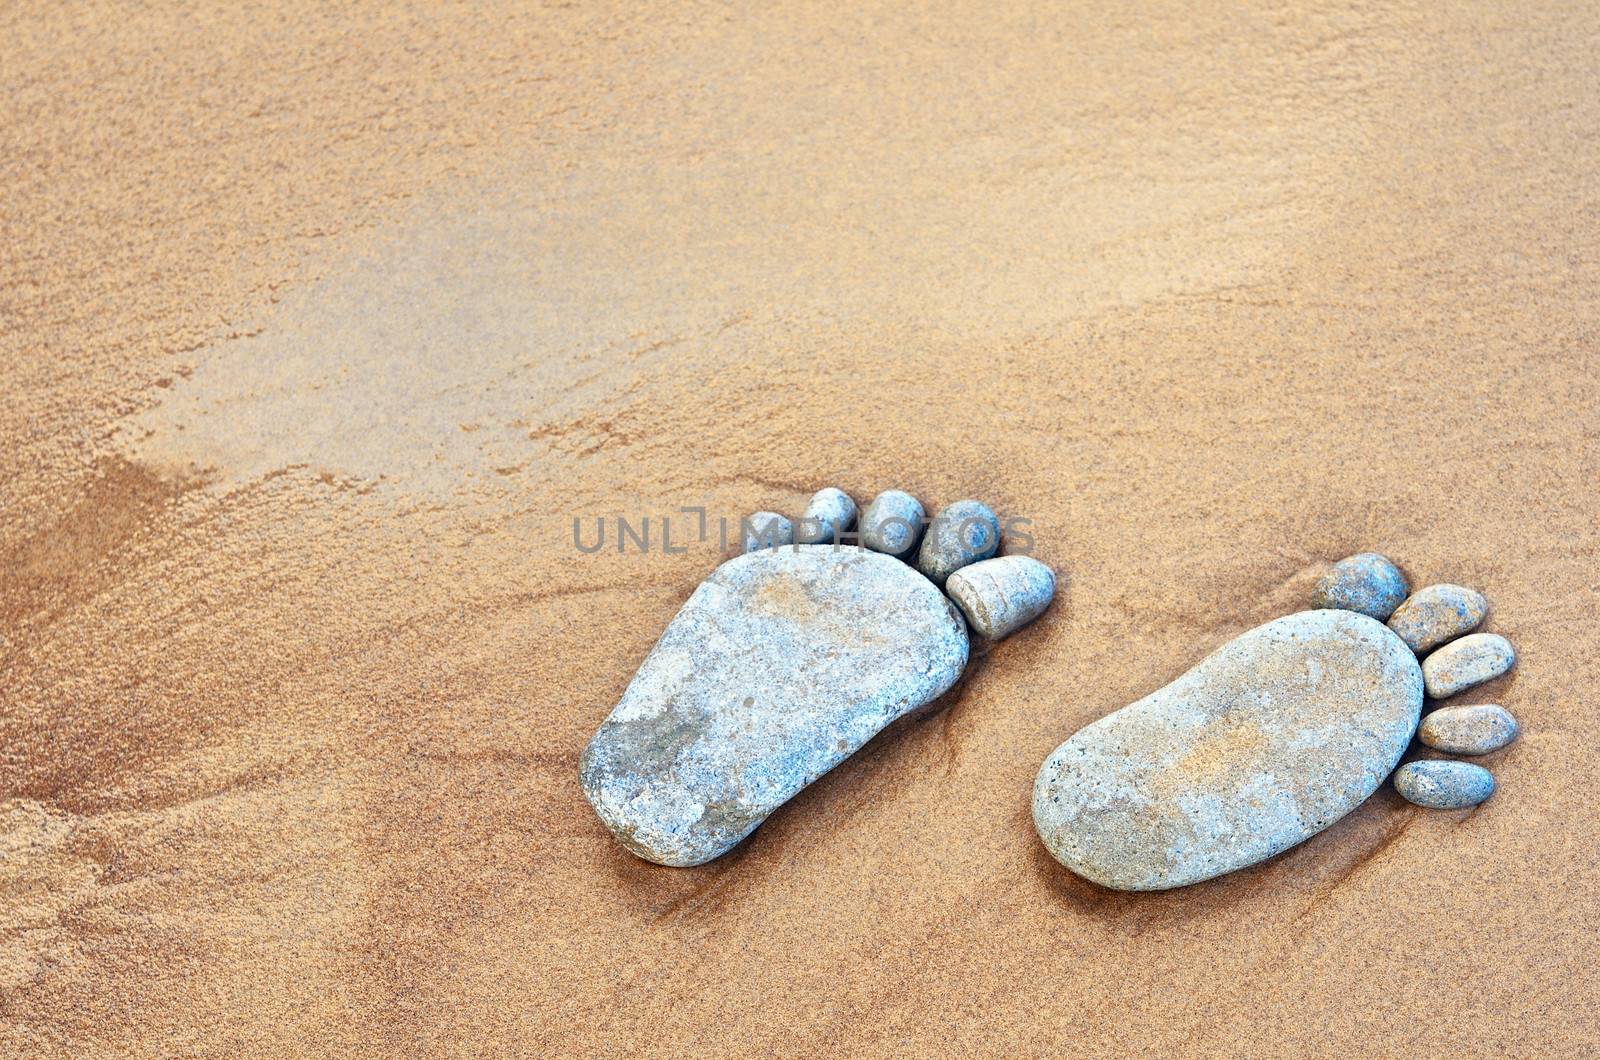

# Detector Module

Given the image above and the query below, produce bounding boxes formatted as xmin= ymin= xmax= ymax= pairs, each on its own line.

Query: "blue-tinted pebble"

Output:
xmin=1312 ymin=552 xmax=1409 ymax=620
xmin=859 ymin=490 xmax=926 ymax=558
xmin=1394 ymin=760 xmax=1495 ymax=809
xmin=915 ymin=500 xmax=1000 ymax=586
xmin=741 ymin=512 xmax=794 ymax=553
xmin=796 ymin=487 xmax=857 ymax=544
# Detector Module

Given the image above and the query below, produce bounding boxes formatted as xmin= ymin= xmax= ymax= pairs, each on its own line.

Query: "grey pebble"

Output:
xmin=796 ymin=487 xmax=857 ymax=544
xmin=1418 ymin=704 xmax=1519 ymax=755
xmin=859 ymin=490 xmax=926 ymax=558
xmin=1422 ymin=632 xmax=1515 ymax=698
xmin=741 ymin=511 xmax=794 ymax=553
xmin=945 ymin=556 xmax=1055 ymax=640
xmin=1386 ymin=583 xmax=1488 ymax=653
xmin=1312 ymin=552 xmax=1409 ymax=620
xmin=915 ymin=500 xmax=1000 ymax=587
xmin=1033 ymin=609 xmax=1422 ymax=891
xmin=1394 ymin=760 xmax=1495 ymax=809
xmin=580 ymin=545 xmax=968 ymax=866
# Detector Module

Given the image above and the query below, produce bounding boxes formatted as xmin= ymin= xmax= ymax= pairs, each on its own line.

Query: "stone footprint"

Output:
xmin=581 ymin=488 xmax=1055 ymax=866
xmin=1032 ymin=553 xmax=1517 ymax=891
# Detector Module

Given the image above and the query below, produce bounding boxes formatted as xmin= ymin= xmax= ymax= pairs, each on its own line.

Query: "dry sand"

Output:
xmin=3 ymin=2 xmax=1598 ymax=1055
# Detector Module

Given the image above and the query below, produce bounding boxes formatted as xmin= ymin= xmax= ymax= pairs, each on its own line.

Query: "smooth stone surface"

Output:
xmin=796 ymin=487 xmax=857 ymax=544
xmin=915 ymin=499 xmax=1000 ymax=586
xmin=1422 ymin=632 xmax=1515 ymax=698
xmin=581 ymin=545 xmax=968 ymax=866
xmin=1312 ymin=552 xmax=1409 ymax=620
xmin=1387 ymin=583 xmax=1488 ymax=653
xmin=945 ymin=556 xmax=1055 ymax=639
xmin=1419 ymin=704 xmax=1519 ymax=755
xmin=859 ymin=489 xmax=926 ymax=558
xmin=1033 ymin=609 xmax=1422 ymax=891
xmin=741 ymin=511 xmax=794 ymax=553
xmin=1394 ymin=760 xmax=1495 ymax=809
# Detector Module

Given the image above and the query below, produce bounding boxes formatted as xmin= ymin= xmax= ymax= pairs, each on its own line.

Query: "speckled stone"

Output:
xmin=741 ymin=511 xmax=794 ymax=553
xmin=796 ymin=487 xmax=857 ymax=544
xmin=1033 ymin=609 xmax=1422 ymax=891
xmin=945 ymin=556 xmax=1055 ymax=639
xmin=1419 ymin=704 xmax=1519 ymax=755
xmin=1394 ymin=760 xmax=1495 ymax=809
xmin=1422 ymin=632 xmax=1515 ymax=698
xmin=1311 ymin=552 xmax=1409 ymax=620
xmin=1386 ymin=583 xmax=1488 ymax=653
xmin=859 ymin=490 xmax=926 ymax=558
xmin=580 ymin=545 xmax=968 ymax=866
xmin=915 ymin=500 xmax=1000 ymax=586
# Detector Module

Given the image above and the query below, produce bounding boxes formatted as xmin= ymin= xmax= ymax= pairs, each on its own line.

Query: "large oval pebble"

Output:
xmin=1386 ymin=584 xmax=1487 ymax=653
xmin=581 ymin=545 xmax=968 ymax=866
xmin=1033 ymin=609 xmax=1422 ymax=891
xmin=1418 ymin=704 xmax=1519 ymax=755
xmin=1312 ymin=552 xmax=1408 ymax=620
xmin=1394 ymin=760 xmax=1495 ymax=809
xmin=1421 ymin=632 xmax=1515 ymax=698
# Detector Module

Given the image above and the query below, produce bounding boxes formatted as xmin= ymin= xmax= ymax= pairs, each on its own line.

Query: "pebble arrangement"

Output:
xmin=583 ymin=508 xmax=1517 ymax=877
xmin=581 ymin=486 xmax=1055 ymax=865
xmin=1320 ymin=551 xmax=1520 ymax=806
xmin=1034 ymin=549 xmax=1520 ymax=890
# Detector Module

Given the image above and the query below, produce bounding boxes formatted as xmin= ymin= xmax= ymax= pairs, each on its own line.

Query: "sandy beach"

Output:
xmin=3 ymin=2 xmax=1598 ymax=1055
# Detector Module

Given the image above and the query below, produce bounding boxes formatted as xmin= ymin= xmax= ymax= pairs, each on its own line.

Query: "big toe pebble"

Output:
xmin=860 ymin=490 xmax=926 ymax=558
xmin=1312 ymin=552 xmax=1409 ymax=620
xmin=1422 ymin=632 xmax=1515 ymax=698
xmin=1394 ymin=760 xmax=1495 ymax=809
xmin=945 ymin=556 xmax=1055 ymax=639
xmin=1033 ymin=609 xmax=1422 ymax=891
xmin=916 ymin=500 xmax=1000 ymax=586
xmin=1386 ymin=584 xmax=1488 ymax=653
xmin=1418 ymin=704 xmax=1519 ymax=755
xmin=580 ymin=545 xmax=968 ymax=866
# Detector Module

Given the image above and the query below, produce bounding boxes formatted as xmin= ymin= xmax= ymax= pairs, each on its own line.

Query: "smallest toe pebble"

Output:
xmin=1312 ymin=552 xmax=1409 ymax=620
xmin=1422 ymin=632 xmax=1515 ymax=698
xmin=946 ymin=556 xmax=1055 ymax=639
xmin=1419 ymin=704 xmax=1519 ymax=755
xmin=741 ymin=512 xmax=794 ymax=553
xmin=860 ymin=490 xmax=926 ymax=558
xmin=916 ymin=500 xmax=1001 ymax=586
xmin=1386 ymin=583 xmax=1488 ymax=653
xmin=1394 ymin=760 xmax=1495 ymax=809
xmin=797 ymin=488 xmax=857 ymax=544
